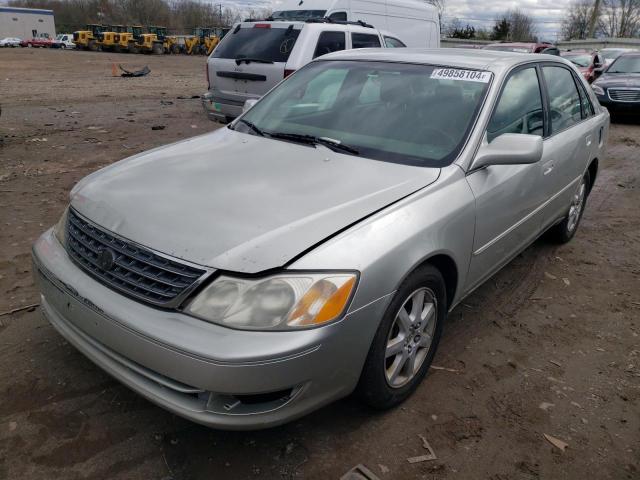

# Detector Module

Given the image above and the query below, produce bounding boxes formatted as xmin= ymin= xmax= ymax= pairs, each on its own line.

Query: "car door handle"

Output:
xmin=585 ymin=135 xmax=593 ymax=147
xmin=542 ymin=161 xmax=554 ymax=176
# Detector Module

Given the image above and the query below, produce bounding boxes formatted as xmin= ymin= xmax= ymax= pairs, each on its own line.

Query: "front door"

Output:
xmin=464 ymin=65 xmax=549 ymax=292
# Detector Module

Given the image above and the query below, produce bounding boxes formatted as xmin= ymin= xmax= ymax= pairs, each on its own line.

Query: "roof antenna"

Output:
xmin=298 ymin=0 xmax=304 ymax=5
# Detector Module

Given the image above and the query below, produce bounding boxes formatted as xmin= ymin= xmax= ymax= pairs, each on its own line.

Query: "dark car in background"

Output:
xmin=561 ymin=50 xmax=604 ymax=83
xmin=483 ymin=42 xmax=559 ymax=55
xmin=592 ymin=52 xmax=640 ymax=114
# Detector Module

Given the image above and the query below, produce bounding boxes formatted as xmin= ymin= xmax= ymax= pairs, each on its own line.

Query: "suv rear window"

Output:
xmin=213 ymin=26 xmax=301 ymax=63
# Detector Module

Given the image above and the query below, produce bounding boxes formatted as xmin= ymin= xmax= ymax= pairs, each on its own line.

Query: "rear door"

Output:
xmin=208 ymin=23 xmax=302 ymax=102
xmin=538 ymin=64 xmax=593 ymax=228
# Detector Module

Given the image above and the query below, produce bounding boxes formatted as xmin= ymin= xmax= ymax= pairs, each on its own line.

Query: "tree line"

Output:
xmin=444 ymin=0 xmax=639 ymax=42
xmin=7 ymin=0 xmax=272 ymax=34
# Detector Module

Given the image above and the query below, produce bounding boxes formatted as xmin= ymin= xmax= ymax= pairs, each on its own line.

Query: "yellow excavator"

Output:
xmin=149 ymin=26 xmax=180 ymax=54
xmin=184 ymin=28 xmax=220 ymax=55
xmin=96 ymin=25 xmax=125 ymax=51
xmin=127 ymin=26 xmax=164 ymax=54
xmin=73 ymin=24 xmax=103 ymax=51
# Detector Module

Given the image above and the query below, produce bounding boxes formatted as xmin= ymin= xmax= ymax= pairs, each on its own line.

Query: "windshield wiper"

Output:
xmin=235 ymin=57 xmax=274 ymax=65
xmin=235 ymin=118 xmax=265 ymax=137
xmin=269 ymin=132 xmax=359 ymax=155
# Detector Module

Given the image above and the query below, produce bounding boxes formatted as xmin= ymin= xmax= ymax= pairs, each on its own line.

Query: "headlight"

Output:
xmin=592 ymin=84 xmax=605 ymax=96
xmin=53 ymin=207 xmax=69 ymax=246
xmin=186 ymin=272 xmax=358 ymax=330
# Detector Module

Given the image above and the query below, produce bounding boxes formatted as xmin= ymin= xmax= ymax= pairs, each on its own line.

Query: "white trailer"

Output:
xmin=271 ymin=0 xmax=440 ymax=48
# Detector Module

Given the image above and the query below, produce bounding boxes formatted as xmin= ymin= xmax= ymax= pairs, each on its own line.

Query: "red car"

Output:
xmin=560 ymin=50 xmax=604 ymax=83
xmin=483 ymin=42 xmax=560 ymax=55
xmin=20 ymin=37 xmax=53 ymax=48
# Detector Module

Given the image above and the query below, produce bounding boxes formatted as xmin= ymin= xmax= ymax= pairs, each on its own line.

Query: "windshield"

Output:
xmin=237 ymin=60 xmax=492 ymax=167
xmin=602 ymin=49 xmax=626 ymax=60
xmin=562 ymin=53 xmax=591 ymax=67
xmin=272 ymin=10 xmax=326 ymax=20
xmin=607 ymin=55 xmax=640 ymax=73
xmin=213 ymin=25 xmax=301 ymax=63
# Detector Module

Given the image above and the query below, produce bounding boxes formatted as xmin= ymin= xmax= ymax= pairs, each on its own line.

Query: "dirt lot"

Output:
xmin=0 ymin=48 xmax=639 ymax=480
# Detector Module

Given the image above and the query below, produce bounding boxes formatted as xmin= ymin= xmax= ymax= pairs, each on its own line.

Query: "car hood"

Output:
xmin=70 ymin=128 xmax=440 ymax=273
xmin=595 ymin=73 xmax=640 ymax=88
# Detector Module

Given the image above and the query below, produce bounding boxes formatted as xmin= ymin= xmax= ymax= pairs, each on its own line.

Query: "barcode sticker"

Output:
xmin=431 ymin=68 xmax=491 ymax=83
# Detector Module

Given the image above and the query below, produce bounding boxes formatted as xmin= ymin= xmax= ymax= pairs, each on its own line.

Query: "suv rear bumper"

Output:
xmin=32 ymin=229 xmax=389 ymax=430
xmin=202 ymin=91 xmax=244 ymax=122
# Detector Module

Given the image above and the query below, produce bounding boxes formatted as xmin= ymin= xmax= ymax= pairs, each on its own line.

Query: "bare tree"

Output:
xmin=598 ymin=0 xmax=640 ymax=37
xmin=561 ymin=0 xmax=595 ymax=39
xmin=508 ymin=9 xmax=537 ymax=42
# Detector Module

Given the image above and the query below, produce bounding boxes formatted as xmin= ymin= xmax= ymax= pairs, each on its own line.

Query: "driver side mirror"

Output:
xmin=243 ymin=98 xmax=258 ymax=113
xmin=472 ymin=134 xmax=543 ymax=171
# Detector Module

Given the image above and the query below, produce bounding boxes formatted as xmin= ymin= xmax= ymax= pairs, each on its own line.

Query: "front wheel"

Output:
xmin=549 ymin=171 xmax=590 ymax=243
xmin=357 ymin=265 xmax=446 ymax=409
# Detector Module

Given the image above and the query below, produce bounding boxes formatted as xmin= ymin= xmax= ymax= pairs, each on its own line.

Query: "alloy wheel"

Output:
xmin=385 ymin=287 xmax=437 ymax=388
xmin=567 ymin=178 xmax=587 ymax=233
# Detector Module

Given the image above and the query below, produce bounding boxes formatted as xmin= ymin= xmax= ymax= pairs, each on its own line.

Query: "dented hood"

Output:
xmin=71 ymin=128 xmax=440 ymax=273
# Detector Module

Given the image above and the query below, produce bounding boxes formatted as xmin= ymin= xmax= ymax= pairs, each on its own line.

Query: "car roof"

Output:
xmin=238 ymin=20 xmax=379 ymax=33
xmin=316 ymin=48 xmax=567 ymax=72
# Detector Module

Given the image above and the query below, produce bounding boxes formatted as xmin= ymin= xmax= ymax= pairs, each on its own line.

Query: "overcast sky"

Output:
xmin=227 ymin=0 xmax=570 ymax=40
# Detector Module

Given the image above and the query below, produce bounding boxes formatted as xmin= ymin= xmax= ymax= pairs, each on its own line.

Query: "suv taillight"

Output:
xmin=206 ymin=62 xmax=210 ymax=90
xmin=284 ymin=69 xmax=295 ymax=78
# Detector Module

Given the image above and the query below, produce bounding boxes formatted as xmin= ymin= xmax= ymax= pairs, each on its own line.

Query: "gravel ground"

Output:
xmin=0 ymin=48 xmax=638 ymax=480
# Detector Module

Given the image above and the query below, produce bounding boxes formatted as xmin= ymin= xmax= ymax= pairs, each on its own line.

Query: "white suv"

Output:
xmin=202 ymin=20 xmax=402 ymax=122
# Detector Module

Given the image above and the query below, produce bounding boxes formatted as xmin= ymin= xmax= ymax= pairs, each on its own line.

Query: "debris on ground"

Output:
xmin=539 ymin=402 xmax=555 ymax=411
xmin=0 ymin=303 xmax=39 ymax=317
xmin=543 ymin=433 xmax=569 ymax=452
xmin=407 ymin=434 xmax=438 ymax=463
xmin=378 ymin=464 xmax=389 ymax=474
xmin=430 ymin=365 xmax=460 ymax=373
xmin=340 ymin=464 xmax=380 ymax=480
xmin=151 ymin=125 xmax=166 ymax=131
xmin=119 ymin=65 xmax=151 ymax=77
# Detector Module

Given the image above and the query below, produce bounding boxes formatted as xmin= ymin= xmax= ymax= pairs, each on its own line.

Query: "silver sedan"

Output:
xmin=32 ymin=49 xmax=609 ymax=429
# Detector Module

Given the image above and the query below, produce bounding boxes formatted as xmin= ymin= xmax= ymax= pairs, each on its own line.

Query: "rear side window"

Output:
xmin=543 ymin=66 xmax=582 ymax=134
xmin=352 ymin=33 xmax=381 ymax=49
xmin=213 ymin=26 xmax=301 ymax=63
xmin=575 ymin=76 xmax=595 ymax=118
xmin=384 ymin=36 xmax=406 ymax=48
xmin=487 ymin=67 xmax=544 ymax=143
xmin=328 ymin=11 xmax=347 ymax=21
xmin=313 ymin=31 xmax=346 ymax=59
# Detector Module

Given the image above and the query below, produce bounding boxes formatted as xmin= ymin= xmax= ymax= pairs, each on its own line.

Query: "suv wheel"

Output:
xmin=357 ymin=265 xmax=446 ymax=409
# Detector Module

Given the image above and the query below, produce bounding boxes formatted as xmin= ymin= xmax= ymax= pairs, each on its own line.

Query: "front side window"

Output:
xmin=213 ymin=26 xmax=301 ymax=63
xmin=384 ymin=36 xmax=406 ymax=48
xmin=313 ymin=31 xmax=346 ymax=59
xmin=237 ymin=61 xmax=492 ymax=167
xmin=487 ymin=67 xmax=544 ymax=143
xmin=543 ymin=66 xmax=582 ymax=134
xmin=351 ymin=33 xmax=381 ymax=49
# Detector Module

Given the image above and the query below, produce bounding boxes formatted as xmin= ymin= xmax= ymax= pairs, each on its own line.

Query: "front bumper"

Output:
xmin=32 ymin=229 xmax=389 ymax=429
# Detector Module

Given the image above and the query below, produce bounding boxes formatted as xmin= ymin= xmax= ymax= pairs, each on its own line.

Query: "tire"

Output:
xmin=88 ymin=40 xmax=98 ymax=52
xmin=128 ymin=42 xmax=139 ymax=54
xmin=357 ymin=264 xmax=446 ymax=409
xmin=170 ymin=44 xmax=180 ymax=54
xmin=152 ymin=42 xmax=163 ymax=55
xmin=549 ymin=171 xmax=590 ymax=244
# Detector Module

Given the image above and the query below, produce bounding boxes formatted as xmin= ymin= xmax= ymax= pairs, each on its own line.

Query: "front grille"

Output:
xmin=66 ymin=209 xmax=207 ymax=306
xmin=608 ymin=88 xmax=640 ymax=103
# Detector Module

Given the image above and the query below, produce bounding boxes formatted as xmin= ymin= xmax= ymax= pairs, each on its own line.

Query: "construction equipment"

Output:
xmin=73 ymin=24 xmax=103 ymax=51
xmin=127 ymin=26 xmax=165 ymax=54
xmin=114 ymin=25 xmax=138 ymax=53
xmin=149 ymin=26 xmax=181 ymax=54
xmin=96 ymin=25 xmax=125 ymax=51
xmin=184 ymin=28 xmax=221 ymax=55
